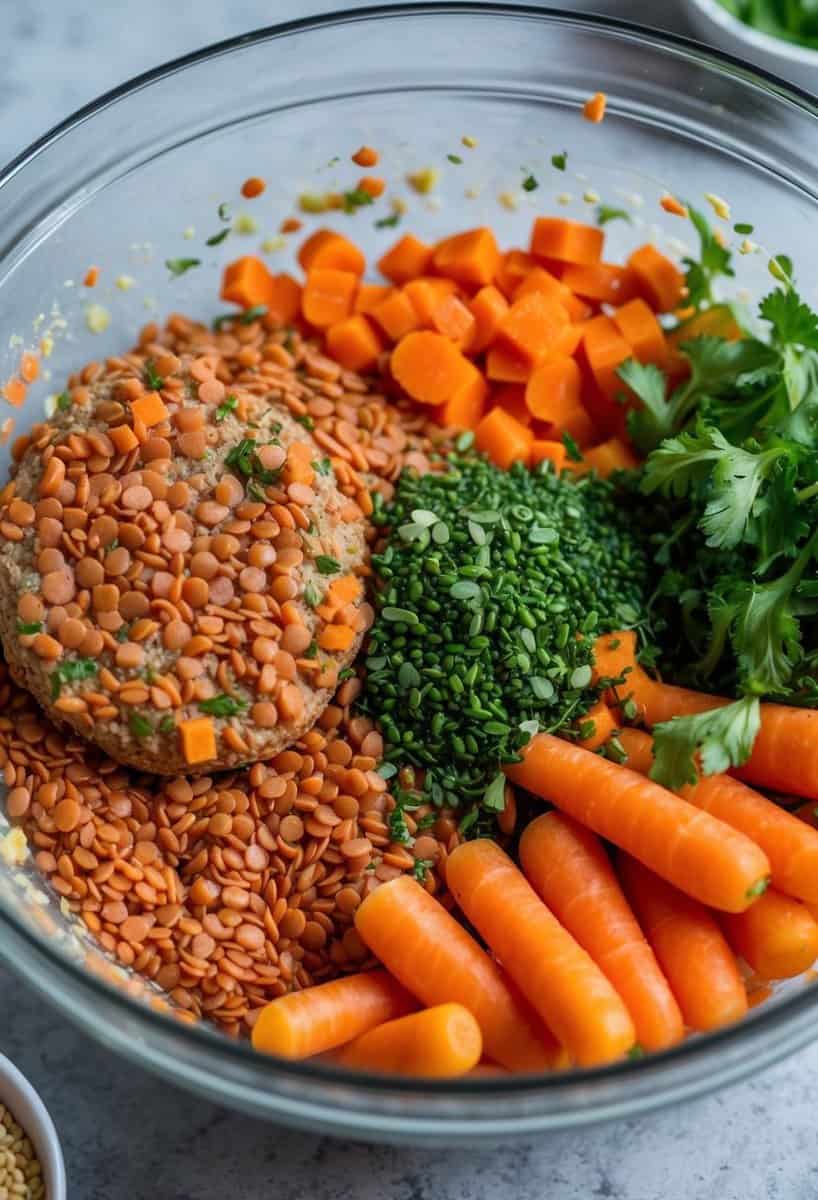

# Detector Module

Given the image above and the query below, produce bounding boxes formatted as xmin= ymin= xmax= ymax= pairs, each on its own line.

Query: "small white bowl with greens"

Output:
xmin=687 ymin=0 xmax=818 ymax=92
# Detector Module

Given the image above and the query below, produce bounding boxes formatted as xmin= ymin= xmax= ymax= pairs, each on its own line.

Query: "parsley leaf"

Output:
xmin=165 ymin=257 xmax=201 ymax=277
xmin=596 ymin=204 xmax=631 ymax=226
xmin=551 ymin=151 xmax=567 ymax=171
xmin=199 ymin=694 xmax=248 ymax=717
xmin=760 ymin=287 xmax=818 ymax=350
xmin=315 ymin=555 xmax=341 ymax=575
xmin=50 ymin=658 xmax=97 ymax=700
xmin=482 ymin=772 xmax=507 ymax=812
xmin=312 ymin=458 xmax=332 ymax=476
xmin=682 ymin=204 xmax=734 ymax=309
xmin=522 ymin=174 xmax=538 ymax=192
xmin=413 ymin=858 xmax=433 ymax=883
xmin=561 ymin=431 xmax=583 ymax=462
xmin=447 ymin=153 xmax=463 ymax=164
xmin=225 ymin=438 xmax=280 ymax=486
xmin=618 ymin=359 xmax=672 ymax=454
xmin=650 ymin=695 xmax=761 ymax=789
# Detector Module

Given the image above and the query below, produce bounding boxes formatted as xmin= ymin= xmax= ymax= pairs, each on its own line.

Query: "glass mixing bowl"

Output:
xmin=1 ymin=3 xmax=818 ymax=1144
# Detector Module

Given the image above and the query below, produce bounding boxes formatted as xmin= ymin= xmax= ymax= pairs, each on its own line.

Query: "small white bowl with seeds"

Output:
xmin=0 ymin=1053 xmax=65 ymax=1200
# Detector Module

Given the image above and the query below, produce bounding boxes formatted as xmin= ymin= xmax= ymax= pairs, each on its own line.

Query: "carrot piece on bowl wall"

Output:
xmin=432 ymin=227 xmax=501 ymax=288
xmin=628 ymin=244 xmax=686 ymax=313
xmin=525 ymin=356 xmax=582 ymax=423
xmin=403 ymin=277 xmax=458 ymax=326
xmin=432 ymin=294 xmax=476 ymax=345
xmin=354 ymin=875 xmax=562 ymax=1072
xmin=301 ymin=268 xmax=358 ymax=329
xmin=721 ymin=890 xmax=818 ymax=981
xmin=467 ymin=286 xmax=509 ymax=353
xmin=474 ymin=406 xmax=533 ymax=469
xmin=505 ymin=732 xmax=771 ymax=913
xmin=220 ymin=255 xmax=276 ymax=309
xmin=446 ymin=840 xmax=636 ymax=1067
xmin=370 ymin=290 xmax=420 ymax=342
xmin=325 ymin=315 xmax=383 ymax=373
xmin=561 ymin=263 xmax=637 ymax=306
xmin=583 ymin=91 xmax=608 ymax=123
xmin=298 ymin=228 xmax=366 ymax=276
xmin=252 ymin=970 xmax=416 ymax=1059
xmin=617 ymin=854 xmax=748 ymax=1033
xmin=519 ymin=814 xmax=684 ymax=1053
xmin=612 ymin=298 xmax=669 ymax=369
xmin=333 ymin=1003 xmax=483 ymax=1078
xmin=391 ymin=331 xmax=475 ymax=406
xmin=530 ymin=217 xmax=604 ymax=267
xmin=377 ymin=234 xmax=433 ymax=284
xmin=496 ymin=293 xmax=570 ymax=366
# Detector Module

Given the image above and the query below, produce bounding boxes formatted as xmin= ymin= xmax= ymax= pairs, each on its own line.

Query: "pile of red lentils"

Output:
xmin=0 ymin=314 xmax=460 ymax=1037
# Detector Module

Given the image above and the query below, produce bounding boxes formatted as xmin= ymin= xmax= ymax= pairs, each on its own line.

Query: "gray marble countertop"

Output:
xmin=2 ymin=2 xmax=818 ymax=1197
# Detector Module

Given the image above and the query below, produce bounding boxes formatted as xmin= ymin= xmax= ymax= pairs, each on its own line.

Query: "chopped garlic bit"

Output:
xmin=44 ymin=393 xmax=58 ymax=418
xmin=115 ymin=275 xmax=136 ymax=291
xmin=8 ymin=334 xmax=22 ymax=350
xmin=40 ymin=335 xmax=54 ymax=358
xmin=583 ymin=189 xmax=600 ymax=204
xmin=498 ymin=191 xmax=518 ymax=211
xmin=261 ymin=235 xmax=286 ymax=254
xmin=465 ymin=186 xmax=481 ymax=199
xmin=557 ymin=192 xmax=573 ymax=206
xmin=391 ymin=196 xmax=409 ymax=216
xmin=704 ymin=192 xmax=731 ymax=221
xmin=143 ymin=296 xmax=158 ymax=310
xmin=740 ymin=238 xmax=759 ymax=256
xmin=406 ymin=168 xmax=440 ymax=195
xmin=234 ymin=214 xmax=259 ymax=235
xmin=85 ymin=304 xmax=111 ymax=334
xmin=0 ymin=827 xmax=28 ymax=867
xmin=461 ymin=135 xmax=478 ymax=149
xmin=182 ymin=225 xmax=196 ymax=240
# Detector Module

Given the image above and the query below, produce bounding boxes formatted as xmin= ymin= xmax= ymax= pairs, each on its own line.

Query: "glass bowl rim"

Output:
xmin=1 ymin=0 xmax=818 ymax=1103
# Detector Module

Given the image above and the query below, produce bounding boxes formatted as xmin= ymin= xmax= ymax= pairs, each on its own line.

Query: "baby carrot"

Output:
xmin=721 ymin=890 xmax=818 ymax=981
xmin=623 ymin=672 xmax=818 ymax=801
xmin=618 ymin=728 xmax=818 ymax=905
xmin=447 ymin=839 xmax=636 ymax=1067
xmin=355 ymin=876 xmax=560 ymax=1071
xmin=619 ymin=855 xmax=748 ymax=1032
xmin=251 ymin=969 xmax=415 ymax=1059
xmin=334 ymin=1003 xmax=482 ymax=1077
xmin=505 ymin=733 xmax=771 ymax=912
xmin=520 ymin=813 xmax=683 ymax=1052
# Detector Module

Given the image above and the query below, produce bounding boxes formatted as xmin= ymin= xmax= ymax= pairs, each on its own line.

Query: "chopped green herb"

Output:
xmin=143 ymin=360 xmax=164 ymax=391
xmin=225 ymin=438 xmax=281 ymax=487
xmin=55 ymin=391 xmax=72 ymax=412
xmin=303 ymin=581 xmax=322 ymax=607
xmin=733 ymin=222 xmax=754 ymax=235
xmin=413 ymin=858 xmax=434 ymax=883
xmin=342 ymin=188 xmax=375 ymax=214
xmin=115 ymin=624 xmax=130 ymax=643
xmin=158 ymin=714 xmax=176 ymax=735
xmin=375 ymin=212 xmax=401 ymax=230
xmin=215 ymin=394 xmax=239 ymax=423
xmin=315 ymin=555 xmax=341 ymax=575
xmin=551 ymin=151 xmax=567 ymax=171
xmin=596 ymin=204 xmax=632 ymax=226
xmin=50 ymin=658 xmax=97 ymax=700
xmin=199 ymin=694 xmax=248 ymax=718
xmin=206 ymin=228 xmax=231 ymax=247
xmin=239 ymin=304 xmax=268 ymax=325
xmin=217 ymin=202 xmax=231 ymax=222
xmin=447 ymin=154 xmax=463 ymax=165
xmin=561 ymin=431 xmax=583 ymax=463
xmin=128 ymin=712 xmax=153 ymax=739
xmin=304 ymin=640 xmax=319 ymax=659
xmin=165 ymin=257 xmax=201 ymax=277
xmin=296 ymin=414 xmax=315 ymax=431
xmin=522 ymin=174 xmax=539 ymax=192
xmin=16 ymin=620 xmax=42 ymax=635
xmin=312 ymin=457 xmax=332 ymax=476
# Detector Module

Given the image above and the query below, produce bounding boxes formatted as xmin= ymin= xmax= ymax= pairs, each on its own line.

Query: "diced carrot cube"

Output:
xmin=370 ymin=290 xmax=421 ymax=342
xmin=530 ymin=218 xmax=604 ymax=266
xmin=109 ymin=424 xmax=140 ymax=454
xmin=440 ymin=365 xmax=488 ymax=430
xmin=530 ymin=440 xmax=567 ymax=472
xmin=491 ymin=384 xmax=532 ymax=427
xmin=582 ymin=315 xmax=633 ymax=400
xmin=130 ymin=392 xmax=169 ymax=428
xmin=613 ymin=298 xmax=669 ymax=368
xmin=467 ymin=286 xmax=509 ymax=354
xmin=628 ymin=244 xmax=685 ymax=313
xmin=179 ymin=717 xmax=217 ymax=765
xmin=574 ymin=437 xmax=639 ymax=479
xmin=328 ymin=574 xmax=363 ymax=607
xmin=404 ymin=278 xmax=458 ymax=326
xmin=378 ymin=235 xmax=433 ymax=284
xmin=433 ymin=294 xmax=476 ymax=345
xmin=298 ymin=229 xmax=366 ymax=275
xmin=486 ymin=344 xmax=531 ymax=384
xmin=525 ymin=356 xmax=582 ymax=423
xmin=433 ymin=227 xmax=501 ymax=288
xmin=495 ymin=250 xmax=537 ymax=298
xmin=514 ymin=267 xmax=590 ymax=322
xmin=302 ymin=268 xmax=358 ymax=329
xmin=475 ymin=407 xmax=534 ymax=469
xmin=496 ymin=293 xmax=570 ymax=366
xmin=325 ymin=315 xmax=383 ymax=372
xmin=319 ymin=624 xmax=357 ymax=652
xmin=266 ymin=273 xmax=302 ymax=325
xmin=355 ymin=283 xmax=394 ymax=315
xmin=391 ymin=331 xmax=475 ymax=406
xmin=561 ymin=263 xmax=637 ymax=306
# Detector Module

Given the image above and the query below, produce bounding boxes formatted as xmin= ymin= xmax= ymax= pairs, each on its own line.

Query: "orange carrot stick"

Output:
xmin=505 ymin=733 xmax=771 ymax=912
xmin=519 ymin=813 xmax=683 ymax=1052
xmin=618 ymin=855 xmax=747 ymax=1031
xmin=251 ymin=969 xmax=415 ymax=1059
xmin=623 ymin=671 xmax=818 ymax=801
xmin=333 ymin=1003 xmax=482 ymax=1077
xmin=721 ymin=890 xmax=818 ymax=981
xmin=446 ymin=839 xmax=635 ymax=1066
xmin=617 ymin=728 xmax=818 ymax=905
xmin=354 ymin=876 xmax=560 ymax=1071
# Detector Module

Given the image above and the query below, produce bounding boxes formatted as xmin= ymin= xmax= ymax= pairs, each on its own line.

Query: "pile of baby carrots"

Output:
xmin=250 ymin=631 xmax=818 ymax=1075
xmin=220 ymin=209 xmax=740 ymax=476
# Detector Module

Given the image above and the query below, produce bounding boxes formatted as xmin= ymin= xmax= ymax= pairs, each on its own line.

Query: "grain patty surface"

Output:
xmin=0 ymin=354 xmax=368 ymax=773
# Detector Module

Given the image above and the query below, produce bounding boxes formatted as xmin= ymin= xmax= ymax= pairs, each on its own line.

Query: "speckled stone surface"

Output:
xmin=2 ymin=2 xmax=818 ymax=1197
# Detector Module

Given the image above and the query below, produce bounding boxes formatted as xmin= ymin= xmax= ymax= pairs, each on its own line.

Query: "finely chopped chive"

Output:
xmin=361 ymin=453 xmax=649 ymax=819
xmin=206 ymin=227 xmax=231 ymax=246
xmin=734 ymin=222 xmax=754 ymax=235
xmin=215 ymin=394 xmax=239 ymax=422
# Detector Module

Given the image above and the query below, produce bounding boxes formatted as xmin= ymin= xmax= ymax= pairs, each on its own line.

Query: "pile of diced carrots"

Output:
xmin=249 ymin=629 xmax=818 ymax=1077
xmin=219 ymin=214 xmax=716 ymax=475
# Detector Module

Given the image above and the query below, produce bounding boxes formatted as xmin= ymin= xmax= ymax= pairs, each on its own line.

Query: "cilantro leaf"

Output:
xmin=618 ymin=359 xmax=672 ymax=453
xmin=482 ymin=772 xmax=507 ymax=812
xmin=682 ymin=204 xmax=734 ymax=309
xmin=199 ymin=694 xmax=248 ymax=717
xmin=650 ymin=695 xmax=761 ymax=789
xmin=760 ymin=286 xmax=818 ymax=350
xmin=700 ymin=441 xmax=791 ymax=549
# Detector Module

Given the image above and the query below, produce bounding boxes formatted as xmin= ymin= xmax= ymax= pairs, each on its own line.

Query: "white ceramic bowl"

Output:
xmin=686 ymin=0 xmax=818 ymax=93
xmin=0 ymin=1053 xmax=66 ymax=1200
